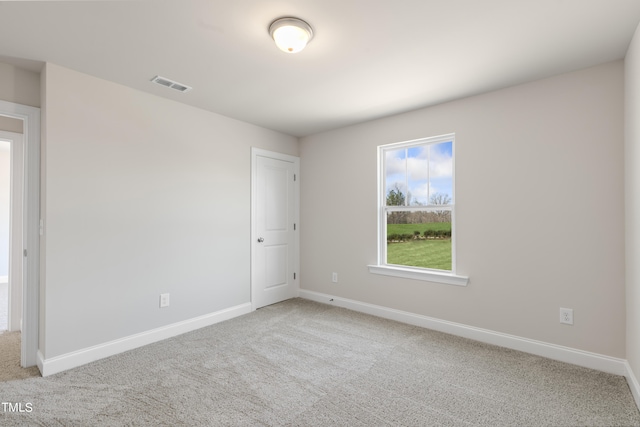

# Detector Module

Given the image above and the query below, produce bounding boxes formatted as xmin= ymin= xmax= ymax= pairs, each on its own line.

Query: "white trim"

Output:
xmin=625 ymin=361 xmax=640 ymax=410
xmin=39 ymin=302 xmax=252 ymax=377
xmin=0 ymin=275 xmax=7 ymax=284
xmin=368 ymin=264 xmax=469 ymax=286
xmin=250 ymin=148 xmax=300 ymax=311
xmin=378 ymin=133 xmax=461 ymax=277
xmin=0 ymin=100 xmax=40 ymax=368
xmin=299 ymin=290 xmax=627 ymax=376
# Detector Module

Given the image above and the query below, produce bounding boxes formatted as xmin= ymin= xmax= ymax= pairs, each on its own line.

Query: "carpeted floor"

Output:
xmin=0 ymin=298 xmax=638 ymax=426
xmin=0 ymin=331 xmax=40 ymax=382
xmin=0 ymin=282 xmax=41 ymax=384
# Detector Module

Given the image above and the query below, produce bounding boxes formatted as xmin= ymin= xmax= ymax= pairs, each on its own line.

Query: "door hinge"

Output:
xmin=23 ymin=249 xmax=27 ymax=257
xmin=294 ymin=272 xmax=296 ymax=280
xmin=294 ymin=174 xmax=296 ymax=181
xmin=294 ymin=223 xmax=296 ymax=231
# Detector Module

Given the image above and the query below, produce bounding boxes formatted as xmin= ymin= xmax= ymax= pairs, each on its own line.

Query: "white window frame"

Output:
xmin=368 ymin=133 xmax=468 ymax=286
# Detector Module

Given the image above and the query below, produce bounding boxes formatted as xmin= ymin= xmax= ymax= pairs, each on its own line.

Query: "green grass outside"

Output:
xmin=387 ymin=239 xmax=452 ymax=270
xmin=386 ymin=223 xmax=452 ymax=270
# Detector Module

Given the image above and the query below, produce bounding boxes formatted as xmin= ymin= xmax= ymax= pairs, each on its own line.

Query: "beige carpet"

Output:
xmin=0 ymin=299 xmax=638 ymax=426
xmin=0 ymin=331 xmax=40 ymax=382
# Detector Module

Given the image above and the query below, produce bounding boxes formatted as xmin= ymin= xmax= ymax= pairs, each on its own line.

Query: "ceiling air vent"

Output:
xmin=150 ymin=75 xmax=192 ymax=93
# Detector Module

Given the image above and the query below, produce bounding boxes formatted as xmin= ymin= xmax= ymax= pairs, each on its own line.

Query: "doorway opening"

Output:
xmin=0 ymin=100 xmax=40 ymax=369
xmin=0 ymin=137 xmax=10 ymax=332
xmin=0 ymin=138 xmax=7 ymax=332
xmin=0 ymin=125 xmax=25 ymax=385
xmin=0 ymin=128 xmax=24 ymax=334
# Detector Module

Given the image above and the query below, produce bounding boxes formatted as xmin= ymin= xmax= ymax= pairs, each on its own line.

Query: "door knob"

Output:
xmin=257 ymin=237 xmax=264 ymax=243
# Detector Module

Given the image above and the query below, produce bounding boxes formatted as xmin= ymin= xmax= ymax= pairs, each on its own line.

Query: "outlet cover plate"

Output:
xmin=560 ymin=307 xmax=573 ymax=325
xmin=160 ymin=293 xmax=170 ymax=308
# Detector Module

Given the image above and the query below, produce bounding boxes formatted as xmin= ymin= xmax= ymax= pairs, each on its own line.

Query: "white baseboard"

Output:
xmin=40 ymin=302 xmax=252 ymax=377
xmin=299 ymin=290 xmax=628 ymax=377
xmin=625 ymin=361 xmax=640 ymax=410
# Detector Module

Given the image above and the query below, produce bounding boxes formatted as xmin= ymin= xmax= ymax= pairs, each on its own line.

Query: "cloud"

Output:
xmin=385 ymin=142 xmax=453 ymax=203
xmin=429 ymin=143 xmax=453 ymax=178
xmin=384 ymin=150 xmax=406 ymax=175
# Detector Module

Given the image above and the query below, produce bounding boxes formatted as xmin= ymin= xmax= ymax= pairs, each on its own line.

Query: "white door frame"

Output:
xmin=0 ymin=130 xmax=24 ymax=332
xmin=0 ymin=100 xmax=40 ymax=368
xmin=250 ymin=148 xmax=300 ymax=311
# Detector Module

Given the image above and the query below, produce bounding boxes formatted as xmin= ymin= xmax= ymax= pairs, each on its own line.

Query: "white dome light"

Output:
xmin=269 ymin=17 xmax=314 ymax=54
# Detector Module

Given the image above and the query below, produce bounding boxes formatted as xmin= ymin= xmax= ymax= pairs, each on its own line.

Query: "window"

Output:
xmin=368 ymin=133 xmax=468 ymax=286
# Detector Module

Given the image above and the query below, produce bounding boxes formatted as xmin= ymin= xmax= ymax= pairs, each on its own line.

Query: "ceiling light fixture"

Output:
xmin=269 ymin=17 xmax=314 ymax=54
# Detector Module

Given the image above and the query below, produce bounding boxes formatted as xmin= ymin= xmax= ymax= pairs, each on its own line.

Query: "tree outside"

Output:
xmin=386 ymin=188 xmax=452 ymax=270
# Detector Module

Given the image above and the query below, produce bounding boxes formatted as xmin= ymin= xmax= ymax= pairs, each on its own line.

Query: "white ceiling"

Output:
xmin=0 ymin=0 xmax=639 ymax=137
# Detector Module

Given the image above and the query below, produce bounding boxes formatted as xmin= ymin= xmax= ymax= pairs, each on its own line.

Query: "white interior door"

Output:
xmin=251 ymin=149 xmax=299 ymax=309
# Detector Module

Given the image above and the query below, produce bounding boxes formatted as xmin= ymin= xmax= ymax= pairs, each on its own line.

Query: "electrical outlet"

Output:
xmin=160 ymin=293 xmax=170 ymax=308
xmin=560 ymin=307 xmax=573 ymax=325
xmin=332 ymin=272 xmax=338 ymax=283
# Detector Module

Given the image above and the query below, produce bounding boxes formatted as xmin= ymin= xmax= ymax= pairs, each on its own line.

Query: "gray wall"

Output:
xmin=300 ymin=61 xmax=625 ymax=358
xmin=40 ymin=63 xmax=298 ymax=358
xmin=0 ymin=117 xmax=23 ymax=134
xmin=626 ymin=22 xmax=640 ymax=384
xmin=0 ymin=61 xmax=40 ymax=108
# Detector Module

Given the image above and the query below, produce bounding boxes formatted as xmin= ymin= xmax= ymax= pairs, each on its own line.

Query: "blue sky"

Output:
xmin=385 ymin=141 xmax=453 ymax=205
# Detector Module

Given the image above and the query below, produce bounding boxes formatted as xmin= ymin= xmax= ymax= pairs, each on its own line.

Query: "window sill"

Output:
xmin=367 ymin=265 xmax=469 ymax=286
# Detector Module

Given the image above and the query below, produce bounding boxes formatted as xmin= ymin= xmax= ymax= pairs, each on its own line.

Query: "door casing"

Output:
xmin=0 ymin=100 xmax=40 ymax=369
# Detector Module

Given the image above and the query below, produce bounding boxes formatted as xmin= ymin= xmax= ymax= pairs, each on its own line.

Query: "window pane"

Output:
xmin=407 ymin=146 xmax=429 ymax=205
xmin=429 ymin=141 xmax=453 ymax=204
xmin=385 ymin=148 xmax=407 ymax=206
xmin=386 ymin=210 xmax=452 ymax=271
